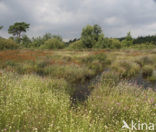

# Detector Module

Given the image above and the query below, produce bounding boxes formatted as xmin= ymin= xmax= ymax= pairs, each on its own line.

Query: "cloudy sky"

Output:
xmin=0 ymin=0 xmax=156 ymax=40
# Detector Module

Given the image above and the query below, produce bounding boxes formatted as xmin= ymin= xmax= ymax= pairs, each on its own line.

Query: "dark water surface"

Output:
xmin=71 ymin=70 xmax=156 ymax=104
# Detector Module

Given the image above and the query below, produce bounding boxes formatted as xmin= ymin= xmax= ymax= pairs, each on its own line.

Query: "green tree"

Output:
xmin=52 ymin=35 xmax=62 ymax=41
xmin=0 ymin=26 xmax=3 ymax=30
xmin=42 ymin=33 xmax=53 ymax=41
xmin=81 ymin=24 xmax=103 ymax=48
xmin=8 ymin=22 xmax=30 ymax=39
xmin=122 ymin=32 xmax=133 ymax=47
xmin=125 ymin=32 xmax=133 ymax=41
xmin=93 ymin=24 xmax=102 ymax=41
xmin=21 ymin=35 xmax=32 ymax=47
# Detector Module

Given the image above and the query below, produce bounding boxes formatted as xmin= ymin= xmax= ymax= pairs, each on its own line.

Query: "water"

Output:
xmin=71 ymin=70 xmax=107 ymax=104
xmin=127 ymin=73 xmax=156 ymax=90
xmin=71 ymin=70 xmax=156 ymax=104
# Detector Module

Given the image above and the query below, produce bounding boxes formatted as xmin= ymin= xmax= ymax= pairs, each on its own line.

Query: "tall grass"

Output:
xmin=0 ymin=49 xmax=156 ymax=131
xmin=86 ymin=73 xmax=156 ymax=131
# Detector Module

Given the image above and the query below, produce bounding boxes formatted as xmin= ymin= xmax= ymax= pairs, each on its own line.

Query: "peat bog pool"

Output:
xmin=71 ymin=69 xmax=156 ymax=105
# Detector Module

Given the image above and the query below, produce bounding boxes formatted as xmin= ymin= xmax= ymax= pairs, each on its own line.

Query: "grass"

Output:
xmin=142 ymin=65 xmax=154 ymax=77
xmin=87 ymin=77 xmax=156 ymax=131
xmin=111 ymin=60 xmax=140 ymax=78
xmin=0 ymin=49 xmax=156 ymax=131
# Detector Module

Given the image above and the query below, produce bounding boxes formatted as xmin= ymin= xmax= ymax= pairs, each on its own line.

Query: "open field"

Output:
xmin=0 ymin=49 xmax=156 ymax=131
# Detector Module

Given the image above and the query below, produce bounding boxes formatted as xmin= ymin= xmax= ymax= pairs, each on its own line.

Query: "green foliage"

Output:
xmin=109 ymin=39 xmax=122 ymax=49
xmin=134 ymin=35 xmax=156 ymax=45
xmin=93 ymin=34 xmax=106 ymax=48
xmin=21 ymin=35 xmax=32 ymax=47
xmin=81 ymin=25 xmax=95 ymax=48
xmin=94 ymin=38 xmax=122 ymax=49
xmin=122 ymin=32 xmax=133 ymax=47
xmin=93 ymin=24 xmax=102 ymax=41
xmin=40 ymin=38 xmax=65 ymax=49
xmin=30 ymin=36 xmax=44 ymax=47
xmin=30 ymin=33 xmax=62 ymax=48
xmin=8 ymin=22 xmax=30 ymax=38
xmin=0 ymin=38 xmax=19 ymax=50
xmin=0 ymin=26 xmax=3 ymax=30
xmin=52 ymin=35 xmax=62 ymax=41
xmin=81 ymin=24 xmax=103 ymax=48
xmin=68 ymin=40 xmax=85 ymax=49
xmin=129 ymin=43 xmax=156 ymax=49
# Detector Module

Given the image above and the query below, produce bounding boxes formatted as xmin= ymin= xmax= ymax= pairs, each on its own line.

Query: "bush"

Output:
xmin=121 ymin=39 xmax=133 ymax=47
xmin=121 ymin=32 xmax=133 ymax=47
xmin=68 ymin=40 xmax=85 ymax=49
xmin=94 ymin=38 xmax=122 ymax=49
xmin=0 ymin=38 xmax=19 ymax=50
xmin=93 ymin=37 xmax=109 ymax=48
xmin=21 ymin=35 xmax=32 ymax=48
xmin=108 ymin=39 xmax=122 ymax=49
xmin=129 ymin=43 xmax=156 ymax=49
xmin=40 ymin=38 xmax=65 ymax=49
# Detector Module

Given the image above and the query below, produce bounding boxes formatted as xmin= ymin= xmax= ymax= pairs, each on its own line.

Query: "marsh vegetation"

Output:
xmin=0 ymin=49 xmax=156 ymax=131
xmin=0 ymin=23 xmax=156 ymax=131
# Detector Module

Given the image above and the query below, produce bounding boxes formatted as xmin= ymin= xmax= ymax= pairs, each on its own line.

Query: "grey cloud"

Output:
xmin=1 ymin=0 xmax=156 ymax=40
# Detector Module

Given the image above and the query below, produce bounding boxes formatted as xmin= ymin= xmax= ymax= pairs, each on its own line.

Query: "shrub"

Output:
xmin=94 ymin=38 xmax=122 ymax=49
xmin=121 ymin=32 xmax=133 ymax=47
xmin=40 ymin=38 xmax=65 ymax=49
xmin=0 ymin=38 xmax=19 ymax=50
xmin=108 ymin=39 xmax=122 ymax=49
xmin=121 ymin=39 xmax=133 ymax=47
xmin=129 ymin=43 xmax=156 ymax=49
xmin=68 ymin=40 xmax=85 ymax=49
xmin=21 ymin=35 xmax=32 ymax=48
xmin=93 ymin=37 xmax=108 ymax=48
xmin=30 ymin=37 xmax=44 ymax=47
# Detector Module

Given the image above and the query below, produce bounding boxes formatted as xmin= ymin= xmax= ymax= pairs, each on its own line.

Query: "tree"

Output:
xmin=81 ymin=24 xmax=103 ymax=48
xmin=52 ymin=35 xmax=62 ymax=41
xmin=122 ymin=32 xmax=133 ymax=47
xmin=42 ymin=33 xmax=53 ymax=41
xmin=0 ymin=26 xmax=3 ymax=30
xmin=21 ymin=35 xmax=32 ymax=47
xmin=93 ymin=24 xmax=102 ymax=41
xmin=125 ymin=32 xmax=133 ymax=41
xmin=8 ymin=22 xmax=30 ymax=39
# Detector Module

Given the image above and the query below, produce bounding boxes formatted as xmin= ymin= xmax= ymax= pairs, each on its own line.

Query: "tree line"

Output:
xmin=0 ymin=22 xmax=156 ymax=50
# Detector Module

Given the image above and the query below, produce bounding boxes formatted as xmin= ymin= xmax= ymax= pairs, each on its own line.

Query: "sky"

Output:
xmin=0 ymin=0 xmax=156 ymax=40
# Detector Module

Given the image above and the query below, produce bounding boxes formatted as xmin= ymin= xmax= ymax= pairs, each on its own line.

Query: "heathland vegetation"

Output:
xmin=0 ymin=22 xmax=156 ymax=131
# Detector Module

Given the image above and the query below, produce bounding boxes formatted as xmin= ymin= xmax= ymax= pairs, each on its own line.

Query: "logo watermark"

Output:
xmin=122 ymin=120 xmax=155 ymax=131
